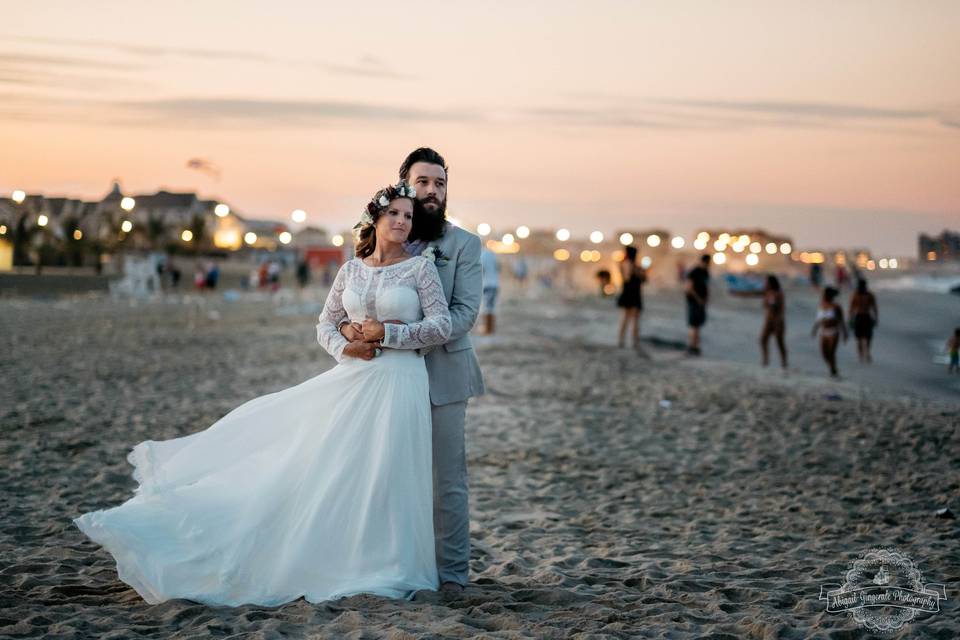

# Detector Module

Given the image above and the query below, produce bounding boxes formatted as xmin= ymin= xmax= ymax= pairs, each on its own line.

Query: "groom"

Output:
xmin=340 ymin=147 xmax=485 ymax=596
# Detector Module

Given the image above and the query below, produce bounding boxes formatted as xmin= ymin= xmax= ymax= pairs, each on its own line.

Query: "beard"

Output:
xmin=409 ymin=196 xmax=447 ymax=242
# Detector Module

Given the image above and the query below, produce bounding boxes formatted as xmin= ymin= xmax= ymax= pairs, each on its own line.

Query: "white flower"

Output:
xmin=359 ymin=211 xmax=374 ymax=225
xmin=422 ymin=246 xmax=436 ymax=263
xmin=378 ymin=195 xmax=390 ymax=207
xmin=406 ymin=185 xmax=416 ymax=198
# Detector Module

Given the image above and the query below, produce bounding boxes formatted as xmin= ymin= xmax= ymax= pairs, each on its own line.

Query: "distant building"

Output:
xmin=919 ymin=230 xmax=960 ymax=263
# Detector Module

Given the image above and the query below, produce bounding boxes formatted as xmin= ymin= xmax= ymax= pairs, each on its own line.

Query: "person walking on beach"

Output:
xmin=75 ymin=181 xmax=454 ymax=606
xmin=685 ymin=254 xmax=711 ymax=356
xmin=946 ymin=327 xmax=960 ymax=374
xmin=811 ymin=286 xmax=848 ymax=377
xmin=479 ymin=246 xmax=499 ymax=335
xmin=849 ymin=279 xmax=878 ymax=363
xmin=339 ymin=148 xmax=484 ymax=598
xmin=759 ymin=274 xmax=787 ymax=368
xmin=616 ymin=245 xmax=646 ymax=349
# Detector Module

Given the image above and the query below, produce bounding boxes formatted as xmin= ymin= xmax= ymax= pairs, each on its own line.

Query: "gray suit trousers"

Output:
xmin=431 ymin=400 xmax=469 ymax=586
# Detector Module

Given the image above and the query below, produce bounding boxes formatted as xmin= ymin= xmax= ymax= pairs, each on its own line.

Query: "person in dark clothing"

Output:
xmin=848 ymin=279 xmax=878 ymax=363
xmin=685 ymin=254 xmax=711 ymax=356
xmin=760 ymin=274 xmax=787 ymax=368
xmin=616 ymin=245 xmax=647 ymax=349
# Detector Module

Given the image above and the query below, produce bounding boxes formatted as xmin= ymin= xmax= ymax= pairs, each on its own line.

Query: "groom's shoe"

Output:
xmin=440 ymin=581 xmax=464 ymax=598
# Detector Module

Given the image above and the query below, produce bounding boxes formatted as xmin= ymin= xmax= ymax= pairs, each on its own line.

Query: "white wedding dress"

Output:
xmin=74 ymin=256 xmax=451 ymax=607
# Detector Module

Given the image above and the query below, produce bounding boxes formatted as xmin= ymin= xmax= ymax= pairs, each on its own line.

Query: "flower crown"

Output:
xmin=355 ymin=181 xmax=417 ymax=230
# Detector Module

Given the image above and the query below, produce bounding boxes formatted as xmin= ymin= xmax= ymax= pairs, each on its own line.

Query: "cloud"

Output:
xmin=0 ymin=51 xmax=141 ymax=70
xmin=657 ymin=99 xmax=931 ymax=120
xmin=1 ymin=34 xmax=412 ymax=80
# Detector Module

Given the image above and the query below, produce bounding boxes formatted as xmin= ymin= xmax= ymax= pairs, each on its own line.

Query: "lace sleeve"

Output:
xmin=381 ymin=259 xmax=452 ymax=350
xmin=316 ymin=262 xmax=350 ymax=362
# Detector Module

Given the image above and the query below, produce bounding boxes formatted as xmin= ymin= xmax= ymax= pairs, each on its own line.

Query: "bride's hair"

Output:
xmin=355 ymin=182 xmax=415 ymax=258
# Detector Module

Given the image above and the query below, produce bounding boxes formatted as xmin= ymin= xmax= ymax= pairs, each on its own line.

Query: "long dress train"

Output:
xmin=74 ymin=255 xmax=451 ymax=606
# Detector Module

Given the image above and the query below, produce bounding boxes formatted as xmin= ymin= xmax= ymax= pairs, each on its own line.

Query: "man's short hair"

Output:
xmin=399 ymin=148 xmax=448 ymax=181
xmin=700 ymin=254 xmax=711 ymax=264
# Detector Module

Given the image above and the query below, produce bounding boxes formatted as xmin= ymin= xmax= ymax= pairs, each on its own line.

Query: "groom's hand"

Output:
xmin=342 ymin=342 xmax=377 ymax=360
xmin=339 ymin=322 xmax=364 ymax=342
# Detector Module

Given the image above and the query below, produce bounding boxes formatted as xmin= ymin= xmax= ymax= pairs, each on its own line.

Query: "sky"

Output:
xmin=2 ymin=0 xmax=958 ymax=256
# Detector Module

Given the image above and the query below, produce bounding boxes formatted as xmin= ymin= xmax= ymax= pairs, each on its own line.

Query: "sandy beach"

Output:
xmin=1 ymin=288 xmax=957 ymax=638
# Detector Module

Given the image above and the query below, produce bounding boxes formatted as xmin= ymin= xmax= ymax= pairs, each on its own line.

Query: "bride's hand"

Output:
xmin=339 ymin=322 xmax=364 ymax=342
xmin=361 ymin=318 xmax=385 ymax=342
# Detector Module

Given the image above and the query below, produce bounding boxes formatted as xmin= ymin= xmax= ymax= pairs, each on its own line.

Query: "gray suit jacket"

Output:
xmin=419 ymin=225 xmax=485 ymax=406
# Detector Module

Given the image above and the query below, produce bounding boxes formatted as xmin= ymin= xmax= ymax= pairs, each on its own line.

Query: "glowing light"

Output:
xmin=867 ymin=260 xmax=876 ymax=270
xmin=749 ymin=242 xmax=762 ymax=253
xmin=732 ymin=243 xmax=745 ymax=253
xmin=712 ymin=252 xmax=726 ymax=265
xmin=612 ymin=249 xmax=625 ymax=262
xmin=590 ymin=231 xmax=604 ymax=244
xmin=591 ymin=250 xmax=602 ymax=262
xmin=553 ymin=248 xmax=570 ymax=261
xmin=0 ymin=225 xmax=6 ymax=234
xmin=696 ymin=231 xmax=710 ymax=240
xmin=693 ymin=238 xmax=708 ymax=251
xmin=890 ymin=258 xmax=899 ymax=269
xmin=619 ymin=232 xmax=634 ymax=245
xmin=502 ymin=233 xmax=515 ymax=246
xmin=556 ymin=228 xmax=570 ymax=241
xmin=477 ymin=223 xmax=491 ymax=236
xmin=120 ymin=220 xmax=133 ymax=233
xmin=926 ymin=251 xmax=936 ymax=261
xmin=291 ymin=209 xmax=306 ymax=223
xmin=215 ymin=203 xmax=230 ymax=217
xmin=718 ymin=233 xmax=731 ymax=243
xmin=120 ymin=197 xmax=135 ymax=212
xmin=646 ymin=234 xmax=661 ymax=247
xmin=516 ymin=225 xmax=530 ymax=239
xmin=671 ymin=236 xmax=685 ymax=249
xmin=244 ymin=232 xmax=258 ymax=245
xmin=879 ymin=258 xmax=889 ymax=269
xmin=713 ymin=240 xmax=726 ymax=251
xmin=37 ymin=215 xmax=48 ymax=227
xmin=181 ymin=229 xmax=193 ymax=242
xmin=765 ymin=242 xmax=778 ymax=254
xmin=278 ymin=231 xmax=292 ymax=244
xmin=73 ymin=229 xmax=83 ymax=240
xmin=738 ymin=234 xmax=750 ymax=244
xmin=12 ymin=190 xmax=26 ymax=203
xmin=331 ymin=234 xmax=344 ymax=247
xmin=640 ymin=256 xmax=652 ymax=268
xmin=603 ymin=284 xmax=616 ymax=295
xmin=779 ymin=242 xmax=792 ymax=254
xmin=579 ymin=250 xmax=592 ymax=262
xmin=745 ymin=254 xmax=759 ymax=266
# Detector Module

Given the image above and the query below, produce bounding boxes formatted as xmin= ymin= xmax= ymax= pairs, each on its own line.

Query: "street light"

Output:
xmin=73 ymin=229 xmax=83 ymax=240
xmin=215 ymin=203 xmax=230 ymax=217
xmin=646 ymin=234 xmax=661 ymax=247
xmin=12 ymin=190 xmax=25 ymax=204
xmin=671 ymin=236 xmax=685 ymax=249
xmin=619 ymin=232 xmax=634 ymax=245
xmin=37 ymin=215 xmax=48 ymax=227
xmin=181 ymin=230 xmax=193 ymax=242
xmin=516 ymin=225 xmax=530 ymax=239
xmin=712 ymin=252 xmax=727 ymax=265
xmin=589 ymin=231 xmax=603 ymax=244
xmin=244 ymin=232 xmax=258 ymax=245
xmin=745 ymin=254 xmax=759 ymax=266
xmin=502 ymin=233 xmax=515 ymax=246
xmin=120 ymin=220 xmax=133 ymax=233
xmin=555 ymin=228 xmax=570 ymax=241
xmin=120 ymin=197 xmax=135 ymax=212
xmin=331 ymin=234 xmax=344 ymax=247
xmin=476 ymin=223 xmax=490 ymax=236
xmin=291 ymin=209 xmax=306 ymax=223
xmin=779 ymin=242 xmax=792 ymax=254
xmin=279 ymin=231 xmax=292 ymax=244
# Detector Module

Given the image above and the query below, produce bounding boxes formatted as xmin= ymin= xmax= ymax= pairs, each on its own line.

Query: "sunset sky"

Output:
xmin=2 ymin=1 xmax=958 ymax=255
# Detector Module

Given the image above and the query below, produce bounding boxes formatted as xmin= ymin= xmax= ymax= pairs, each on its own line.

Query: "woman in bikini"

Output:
xmin=811 ymin=286 xmax=848 ymax=377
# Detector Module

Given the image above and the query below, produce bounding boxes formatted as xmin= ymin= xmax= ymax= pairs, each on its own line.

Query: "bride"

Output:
xmin=73 ymin=181 xmax=452 ymax=607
